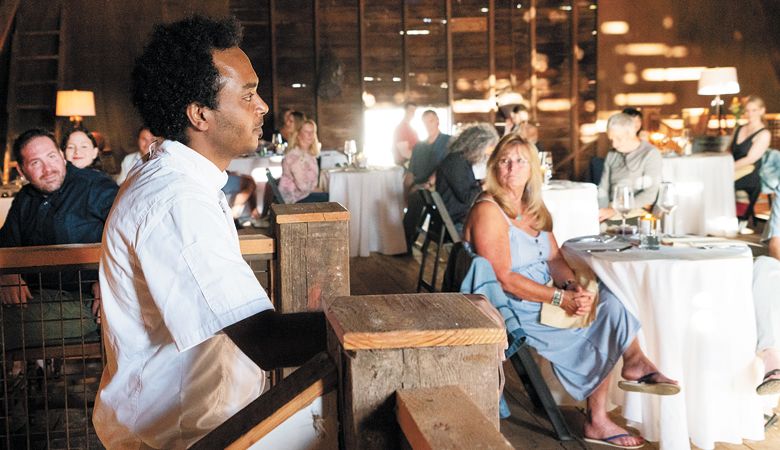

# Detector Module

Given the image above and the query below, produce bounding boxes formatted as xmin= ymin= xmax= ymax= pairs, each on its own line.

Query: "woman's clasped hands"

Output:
xmin=560 ymin=284 xmax=595 ymax=316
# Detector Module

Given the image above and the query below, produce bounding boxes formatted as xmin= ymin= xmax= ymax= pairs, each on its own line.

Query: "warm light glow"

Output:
xmin=614 ymin=92 xmax=676 ymax=106
xmin=682 ymin=107 xmax=707 ymax=117
xmin=623 ymin=73 xmax=638 ymax=85
xmin=403 ymin=29 xmax=430 ymax=36
xmin=650 ymin=132 xmax=667 ymax=142
xmin=698 ymin=67 xmax=740 ymax=95
xmin=615 ymin=43 xmax=668 ymax=56
xmin=363 ymin=106 xmax=451 ymax=166
xmin=668 ymin=46 xmax=688 ymax=58
xmin=537 ymin=98 xmax=571 ymax=112
xmin=452 ymin=99 xmax=495 ymax=114
xmin=362 ymin=91 xmax=376 ymax=107
xmin=56 ymin=90 xmax=95 ymax=118
xmin=661 ymin=119 xmax=685 ymax=130
xmin=614 ymin=43 xmax=689 ymax=58
xmin=600 ymin=21 xmax=629 ymax=35
xmin=642 ymin=67 xmax=706 ymax=82
xmin=708 ymin=118 xmax=736 ymax=129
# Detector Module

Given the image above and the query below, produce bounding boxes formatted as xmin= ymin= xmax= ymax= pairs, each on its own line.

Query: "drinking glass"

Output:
xmin=612 ymin=184 xmax=635 ymax=234
xmin=271 ymin=133 xmax=284 ymax=154
xmin=344 ymin=140 xmax=357 ymax=166
xmin=657 ymin=181 xmax=678 ymax=235
xmin=538 ymin=151 xmax=553 ymax=184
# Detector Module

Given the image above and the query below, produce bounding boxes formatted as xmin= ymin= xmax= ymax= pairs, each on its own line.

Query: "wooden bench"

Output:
xmin=397 ymin=386 xmax=514 ymax=450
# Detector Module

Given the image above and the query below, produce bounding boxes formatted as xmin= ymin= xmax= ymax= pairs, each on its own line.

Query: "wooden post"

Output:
xmin=271 ymin=202 xmax=350 ymax=312
xmin=324 ymin=293 xmax=505 ymax=449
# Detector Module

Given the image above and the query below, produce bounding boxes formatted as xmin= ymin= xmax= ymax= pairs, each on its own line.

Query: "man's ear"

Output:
xmin=186 ymin=103 xmax=211 ymax=132
xmin=16 ymin=164 xmax=28 ymax=181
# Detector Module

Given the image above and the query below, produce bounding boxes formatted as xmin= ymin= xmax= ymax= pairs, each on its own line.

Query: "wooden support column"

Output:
xmin=271 ymin=202 xmax=350 ymax=312
xmin=324 ymin=293 xmax=505 ymax=449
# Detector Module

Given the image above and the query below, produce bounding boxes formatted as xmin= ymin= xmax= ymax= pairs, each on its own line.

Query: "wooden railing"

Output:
xmin=0 ymin=203 xmax=350 ymax=450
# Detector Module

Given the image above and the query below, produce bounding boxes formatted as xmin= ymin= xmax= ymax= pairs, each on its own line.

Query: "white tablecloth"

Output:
xmin=227 ymin=155 xmax=283 ymax=213
xmin=327 ymin=167 xmax=406 ymax=257
xmin=561 ymin=242 xmax=764 ymax=450
xmin=542 ymin=180 xmax=600 ymax=245
xmin=661 ymin=153 xmax=738 ymax=236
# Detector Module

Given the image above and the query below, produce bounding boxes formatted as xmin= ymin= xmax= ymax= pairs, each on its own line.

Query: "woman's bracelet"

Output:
xmin=551 ymin=288 xmax=564 ymax=307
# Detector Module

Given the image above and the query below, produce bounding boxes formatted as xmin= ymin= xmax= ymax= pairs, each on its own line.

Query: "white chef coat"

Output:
xmin=94 ymin=140 xmax=273 ymax=449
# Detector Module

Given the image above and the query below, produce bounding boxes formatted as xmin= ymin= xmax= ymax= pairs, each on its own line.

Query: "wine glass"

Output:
xmin=271 ymin=133 xmax=284 ymax=154
xmin=657 ymin=182 xmax=678 ymax=235
xmin=543 ymin=151 xmax=553 ymax=184
xmin=612 ymin=184 xmax=635 ymax=235
xmin=344 ymin=140 xmax=357 ymax=166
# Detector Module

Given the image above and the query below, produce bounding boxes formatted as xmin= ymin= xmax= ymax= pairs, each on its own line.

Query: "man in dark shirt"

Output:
xmin=406 ymin=110 xmax=451 ymax=188
xmin=0 ymin=128 xmax=118 ymax=349
xmin=403 ymin=110 xmax=451 ymax=251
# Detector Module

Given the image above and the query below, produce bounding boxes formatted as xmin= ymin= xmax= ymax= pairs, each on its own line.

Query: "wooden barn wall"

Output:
xmin=4 ymin=0 xmax=595 ymax=177
xmin=60 ymin=0 xmax=229 ymax=155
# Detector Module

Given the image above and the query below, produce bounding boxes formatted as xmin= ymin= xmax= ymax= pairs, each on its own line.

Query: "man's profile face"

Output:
xmin=19 ymin=136 xmax=67 ymax=194
xmin=210 ymin=47 xmax=269 ymax=157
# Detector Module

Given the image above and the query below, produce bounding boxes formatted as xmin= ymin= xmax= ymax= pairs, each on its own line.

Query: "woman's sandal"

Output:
xmin=756 ymin=369 xmax=780 ymax=395
xmin=583 ymin=433 xmax=645 ymax=449
xmin=618 ymin=372 xmax=680 ymax=396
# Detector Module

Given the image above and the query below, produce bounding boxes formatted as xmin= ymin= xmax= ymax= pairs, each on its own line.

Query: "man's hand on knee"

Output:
xmin=0 ymin=274 xmax=32 ymax=306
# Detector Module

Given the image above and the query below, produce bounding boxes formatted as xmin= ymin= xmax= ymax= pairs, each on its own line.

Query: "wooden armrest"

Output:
xmin=396 ymin=386 xmax=514 ymax=450
xmin=191 ymin=351 xmax=337 ymax=450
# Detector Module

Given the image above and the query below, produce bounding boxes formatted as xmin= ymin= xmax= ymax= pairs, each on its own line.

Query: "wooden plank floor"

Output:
xmin=349 ymin=248 xmax=780 ymax=449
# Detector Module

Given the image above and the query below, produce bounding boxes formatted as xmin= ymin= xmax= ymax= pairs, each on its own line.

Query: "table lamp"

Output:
xmin=56 ymin=90 xmax=95 ymax=129
xmin=697 ymin=67 xmax=739 ymax=135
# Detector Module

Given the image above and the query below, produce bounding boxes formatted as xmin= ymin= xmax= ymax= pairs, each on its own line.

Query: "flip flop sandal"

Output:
xmin=618 ymin=372 xmax=680 ymax=396
xmin=583 ymin=433 xmax=645 ymax=449
xmin=756 ymin=369 xmax=780 ymax=395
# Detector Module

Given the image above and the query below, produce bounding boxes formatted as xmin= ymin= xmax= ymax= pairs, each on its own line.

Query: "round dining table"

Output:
xmin=542 ymin=180 xmax=601 ymax=245
xmin=661 ymin=153 xmax=738 ymax=236
xmin=325 ymin=166 xmax=407 ymax=258
xmin=560 ymin=239 xmax=764 ymax=450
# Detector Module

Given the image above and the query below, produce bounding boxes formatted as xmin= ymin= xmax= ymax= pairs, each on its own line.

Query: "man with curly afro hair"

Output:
xmin=94 ymin=16 xmax=325 ymax=448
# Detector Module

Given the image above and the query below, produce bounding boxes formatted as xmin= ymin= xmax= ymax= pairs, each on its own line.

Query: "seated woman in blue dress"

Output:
xmin=462 ymin=134 xmax=678 ymax=449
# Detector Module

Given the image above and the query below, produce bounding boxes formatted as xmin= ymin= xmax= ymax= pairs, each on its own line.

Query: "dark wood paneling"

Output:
xmin=316 ymin=0 xmax=362 ymax=148
xmin=2 ymin=0 xmax=597 ymax=171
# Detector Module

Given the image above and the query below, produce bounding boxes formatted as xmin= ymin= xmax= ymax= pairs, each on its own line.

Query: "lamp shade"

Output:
xmin=56 ymin=90 xmax=96 ymax=117
xmin=697 ymin=67 xmax=740 ymax=96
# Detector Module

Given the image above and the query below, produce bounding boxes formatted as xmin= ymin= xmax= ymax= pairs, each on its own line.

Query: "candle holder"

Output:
xmin=639 ymin=213 xmax=660 ymax=250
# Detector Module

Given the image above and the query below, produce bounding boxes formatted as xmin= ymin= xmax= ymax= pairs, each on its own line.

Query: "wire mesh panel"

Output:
xmin=0 ymin=264 xmax=103 ymax=450
xmin=0 ymin=237 xmax=275 ymax=449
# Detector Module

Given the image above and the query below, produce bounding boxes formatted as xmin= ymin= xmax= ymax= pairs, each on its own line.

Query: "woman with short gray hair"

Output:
xmin=435 ymin=123 xmax=500 ymax=229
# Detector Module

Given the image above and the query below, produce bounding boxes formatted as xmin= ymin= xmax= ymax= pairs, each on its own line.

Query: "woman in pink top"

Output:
xmin=278 ymin=119 xmax=327 ymax=203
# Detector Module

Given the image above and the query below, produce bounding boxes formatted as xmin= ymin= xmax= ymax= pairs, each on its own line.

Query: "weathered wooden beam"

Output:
xmin=325 ymin=292 xmax=505 ymax=449
xmin=271 ymin=202 xmax=350 ymax=312
xmin=325 ymin=292 xmax=505 ymax=350
xmin=0 ymin=0 xmax=19 ymax=51
xmin=0 ymin=234 xmax=274 ymax=272
xmin=191 ymin=351 xmax=337 ymax=450
xmin=396 ymin=386 xmax=514 ymax=450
